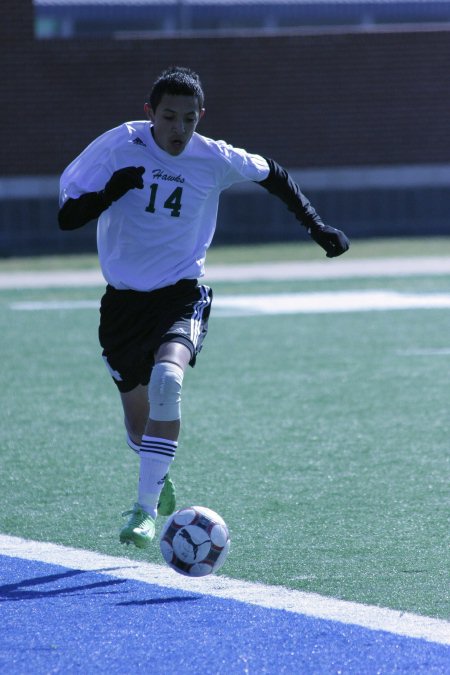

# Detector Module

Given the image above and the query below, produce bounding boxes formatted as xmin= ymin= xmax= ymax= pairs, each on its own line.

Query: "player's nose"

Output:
xmin=172 ymin=119 xmax=186 ymax=134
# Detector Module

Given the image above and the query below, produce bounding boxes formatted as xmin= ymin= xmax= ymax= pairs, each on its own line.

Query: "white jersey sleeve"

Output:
xmin=59 ymin=124 xmax=133 ymax=206
xmin=206 ymin=138 xmax=270 ymax=187
xmin=59 ymin=122 xmax=270 ymax=291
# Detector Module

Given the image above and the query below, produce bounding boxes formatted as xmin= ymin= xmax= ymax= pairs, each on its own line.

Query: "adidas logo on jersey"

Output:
xmin=132 ymin=137 xmax=146 ymax=146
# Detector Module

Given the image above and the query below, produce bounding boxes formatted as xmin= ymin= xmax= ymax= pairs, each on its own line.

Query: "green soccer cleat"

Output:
xmin=120 ymin=503 xmax=155 ymax=548
xmin=157 ymin=474 xmax=176 ymax=516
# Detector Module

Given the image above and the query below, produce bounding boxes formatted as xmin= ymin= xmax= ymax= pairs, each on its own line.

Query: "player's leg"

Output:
xmin=119 ymin=342 xmax=190 ymax=445
xmin=119 ymin=342 xmax=190 ymax=548
xmin=134 ymin=341 xmax=191 ymax=527
xmin=120 ymin=379 xmax=177 ymax=514
xmin=118 ymin=282 xmax=213 ymax=548
xmin=120 ymin=384 xmax=149 ymax=451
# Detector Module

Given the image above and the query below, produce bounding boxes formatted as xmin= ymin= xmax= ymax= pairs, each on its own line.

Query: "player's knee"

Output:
xmin=148 ymin=361 xmax=184 ymax=421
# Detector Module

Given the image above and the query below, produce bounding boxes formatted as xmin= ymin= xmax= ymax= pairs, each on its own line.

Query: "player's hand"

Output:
xmin=308 ymin=224 xmax=350 ymax=258
xmin=103 ymin=166 xmax=145 ymax=203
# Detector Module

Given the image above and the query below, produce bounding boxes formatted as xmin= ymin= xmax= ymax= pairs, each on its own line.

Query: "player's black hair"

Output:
xmin=148 ymin=66 xmax=205 ymax=111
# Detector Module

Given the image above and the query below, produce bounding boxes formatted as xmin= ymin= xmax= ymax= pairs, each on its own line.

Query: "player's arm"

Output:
xmin=58 ymin=166 xmax=145 ymax=230
xmin=257 ymin=158 xmax=349 ymax=258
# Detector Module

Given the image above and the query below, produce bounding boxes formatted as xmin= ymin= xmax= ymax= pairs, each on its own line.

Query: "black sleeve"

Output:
xmin=58 ymin=191 xmax=110 ymax=231
xmin=256 ymin=157 xmax=324 ymax=230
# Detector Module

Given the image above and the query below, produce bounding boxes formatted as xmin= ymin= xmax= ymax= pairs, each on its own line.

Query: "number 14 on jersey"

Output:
xmin=145 ymin=183 xmax=182 ymax=218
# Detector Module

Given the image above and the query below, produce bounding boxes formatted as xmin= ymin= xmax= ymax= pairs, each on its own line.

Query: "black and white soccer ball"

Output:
xmin=159 ymin=506 xmax=230 ymax=577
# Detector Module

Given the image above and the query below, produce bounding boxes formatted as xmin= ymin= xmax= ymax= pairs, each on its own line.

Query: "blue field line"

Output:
xmin=1 ymin=555 xmax=449 ymax=674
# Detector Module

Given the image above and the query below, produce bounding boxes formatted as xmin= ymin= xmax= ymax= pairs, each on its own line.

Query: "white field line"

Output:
xmin=213 ymin=291 xmax=450 ymax=315
xmin=2 ymin=256 xmax=450 ymax=289
xmin=204 ymin=257 xmax=450 ymax=281
xmin=1 ymin=534 xmax=449 ymax=646
xmin=9 ymin=290 xmax=450 ymax=315
xmin=0 ymin=269 xmax=104 ymax=289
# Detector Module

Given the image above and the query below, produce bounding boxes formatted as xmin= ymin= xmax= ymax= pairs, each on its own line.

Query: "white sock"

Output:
xmin=138 ymin=436 xmax=177 ymax=518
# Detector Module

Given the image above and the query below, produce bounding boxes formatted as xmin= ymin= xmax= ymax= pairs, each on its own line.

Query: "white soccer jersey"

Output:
xmin=59 ymin=121 xmax=270 ymax=291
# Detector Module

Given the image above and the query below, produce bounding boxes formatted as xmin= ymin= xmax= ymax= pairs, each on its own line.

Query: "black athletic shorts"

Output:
xmin=99 ymin=279 xmax=213 ymax=393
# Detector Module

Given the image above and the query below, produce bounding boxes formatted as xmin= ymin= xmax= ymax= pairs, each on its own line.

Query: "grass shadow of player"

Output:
xmin=116 ymin=595 xmax=201 ymax=607
xmin=0 ymin=567 xmax=127 ymax=601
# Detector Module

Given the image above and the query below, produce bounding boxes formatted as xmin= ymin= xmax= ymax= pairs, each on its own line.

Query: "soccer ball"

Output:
xmin=159 ymin=506 xmax=230 ymax=577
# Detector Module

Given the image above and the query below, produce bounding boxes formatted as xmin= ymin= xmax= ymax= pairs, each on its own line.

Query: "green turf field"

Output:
xmin=1 ymin=239 xmax=449 ymax=621
xmin=2 ymin=236 xmax=450 ymax=271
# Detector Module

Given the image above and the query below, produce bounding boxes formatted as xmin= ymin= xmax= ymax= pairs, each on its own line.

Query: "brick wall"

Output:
xmin=3 ymin=1 xmax=450 ymax=177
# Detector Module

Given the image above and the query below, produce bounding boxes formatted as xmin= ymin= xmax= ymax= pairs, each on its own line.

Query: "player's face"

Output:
xmin=145 ymin=94 xmax=204 ymax=156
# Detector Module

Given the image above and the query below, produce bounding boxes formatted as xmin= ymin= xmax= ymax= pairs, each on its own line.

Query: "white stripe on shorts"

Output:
xmin=190 ymin=285 xmax=211 ymax=348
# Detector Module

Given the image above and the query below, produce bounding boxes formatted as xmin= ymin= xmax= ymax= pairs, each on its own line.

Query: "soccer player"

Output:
xmin=58 ymin=66 xmax=349 ymax=549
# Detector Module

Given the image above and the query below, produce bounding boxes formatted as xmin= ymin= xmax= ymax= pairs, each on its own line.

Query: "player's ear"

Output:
xmin=199 ymin=108 xmax=206 ymax=120
xmin=144 ymin=103 xmax=154 ymax=122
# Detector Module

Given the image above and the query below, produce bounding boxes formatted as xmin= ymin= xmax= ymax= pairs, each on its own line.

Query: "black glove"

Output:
xmin=103 ymin=166 xmax=145 ymax=204
xmin=308 ymin=224 xmax=350 ymax=258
